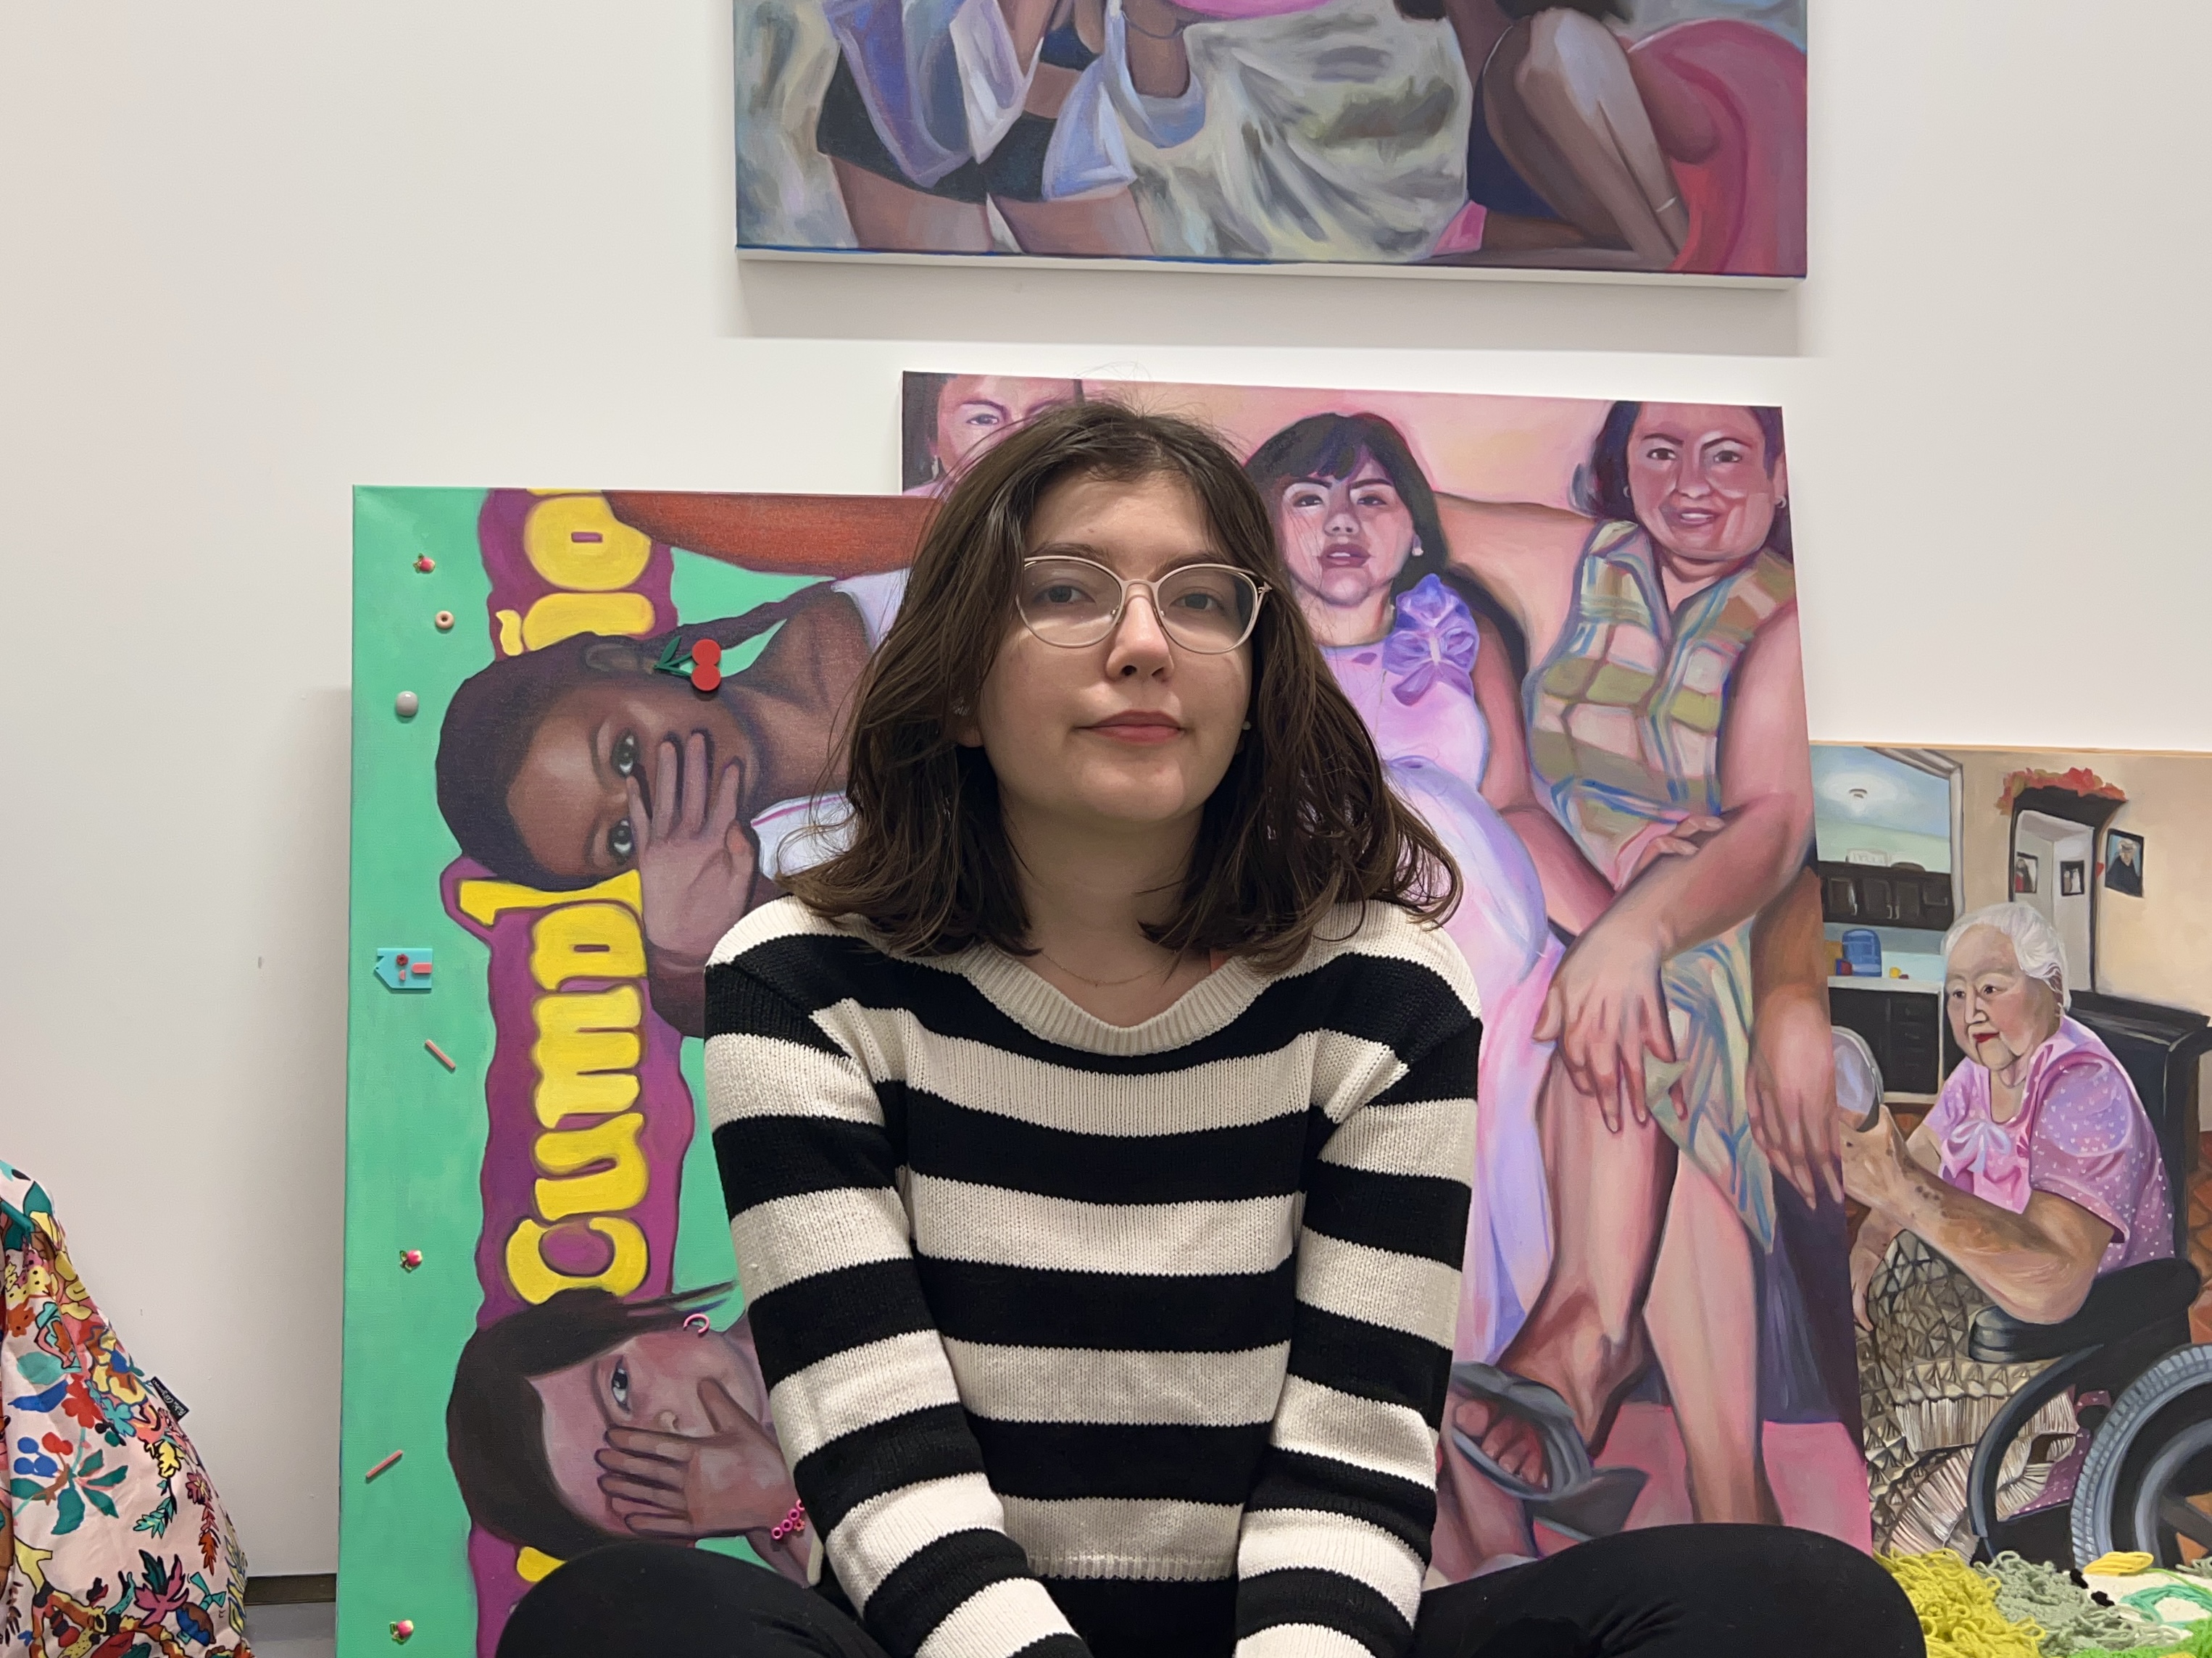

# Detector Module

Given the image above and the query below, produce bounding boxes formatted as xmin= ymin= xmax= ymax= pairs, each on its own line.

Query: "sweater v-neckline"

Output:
xmin=950 ymin=944 xmax=1269 ymax=1057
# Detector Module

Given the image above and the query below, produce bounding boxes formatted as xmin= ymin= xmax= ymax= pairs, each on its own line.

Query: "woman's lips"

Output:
xmin=1085 ymin=714 xmax=1183 ymax=745
xmin=1319 ymin=543 xmax=1369 ymax=567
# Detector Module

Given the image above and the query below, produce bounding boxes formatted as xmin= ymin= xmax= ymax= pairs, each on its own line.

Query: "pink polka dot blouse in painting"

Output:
xmin=1925 ymin=1015 xmax=2174 ymax=1272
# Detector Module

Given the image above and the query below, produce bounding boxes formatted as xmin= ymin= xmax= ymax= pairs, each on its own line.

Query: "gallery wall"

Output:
xmin=2 ymin=0 xmax=2208 ymax=1577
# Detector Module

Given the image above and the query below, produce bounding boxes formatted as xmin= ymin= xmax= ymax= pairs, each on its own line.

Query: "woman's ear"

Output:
xmin=1770 ymin=454 xmax=1791 ymax=512
xmin=950 ymin=699 xmax=982 ymax=748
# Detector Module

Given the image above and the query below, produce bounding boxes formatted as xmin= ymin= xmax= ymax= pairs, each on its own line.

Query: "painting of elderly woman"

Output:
xmin=736 ymin=0 xmax=1806 ymax=278
xmin=1848 ymin=904 xmax=2174 ymax=1555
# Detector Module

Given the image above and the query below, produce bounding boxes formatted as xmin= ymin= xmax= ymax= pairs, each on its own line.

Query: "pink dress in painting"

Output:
xmin=1324 ymin=575 xmax=1558 ymax=1365
xmin=1922 ymin=1015 xmax=2174 ymax=1272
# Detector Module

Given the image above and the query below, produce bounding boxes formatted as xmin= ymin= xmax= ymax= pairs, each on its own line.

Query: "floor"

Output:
xmin=244 ymin=1601 xmax=336 ymax=1658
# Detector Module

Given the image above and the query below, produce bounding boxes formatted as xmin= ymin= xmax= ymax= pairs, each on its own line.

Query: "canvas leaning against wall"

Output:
xmin=900 ymin=372 xmax=1866 ymax=1566
xmin=341 ymin=488 xmax=929 ymax=1656
xmin=1816 ymin=745 xmax=2212 ymax=1571
xmin=736 ymin=0 xmax=1807 ymax=280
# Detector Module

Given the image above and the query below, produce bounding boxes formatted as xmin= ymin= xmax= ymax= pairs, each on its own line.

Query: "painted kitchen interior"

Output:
xmin=1817 ymin=745 xmax=2212 ymax=1322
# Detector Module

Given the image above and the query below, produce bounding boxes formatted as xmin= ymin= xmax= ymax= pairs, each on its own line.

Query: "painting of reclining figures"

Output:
xmin=736 ymin=0 xmax=1806 ymax=278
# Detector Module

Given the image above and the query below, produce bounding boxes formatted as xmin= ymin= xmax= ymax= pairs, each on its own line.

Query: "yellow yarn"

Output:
xmin=2083 ymin=1553 xmax=2161 ymax=1579
xmin=1880 ymin=1550 xmax=2047 ymax=1658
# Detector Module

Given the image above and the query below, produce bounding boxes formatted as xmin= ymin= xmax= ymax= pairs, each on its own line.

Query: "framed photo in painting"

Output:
xmin=2109 ymin=829 xmax=2146 ymax=896
xmin=736 ymin=0 xmax=1808 ymax=282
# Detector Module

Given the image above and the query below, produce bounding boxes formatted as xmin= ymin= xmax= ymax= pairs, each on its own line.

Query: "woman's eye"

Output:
xmin=610 ymin=1359 xmax=631 ymax=1411
xmin=1289 ymin=490 xmax=1323 ymax=509
xmin=1642 ymin=445 xmax=1676 ymax=462
xmin=612 ymin=733 xmax=640 ymax=778
xmin=1711 ymin=446 xmax=1745 ymax=465
xmin=1172 ymin=590 xmax=1224 ymax=613
xmin=610 ymin=819 xmax=636 ymax=861
xmin=1355 ymin=491 xmax=1389 ymax=509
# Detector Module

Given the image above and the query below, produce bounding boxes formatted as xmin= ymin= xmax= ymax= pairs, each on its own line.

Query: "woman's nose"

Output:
xmin=1108 ymin=586 xmax=1173 ymax=665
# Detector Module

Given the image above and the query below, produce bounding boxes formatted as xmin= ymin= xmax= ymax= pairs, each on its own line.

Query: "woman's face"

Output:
xmin=934 ymin=378 xmax=1082 ymax=477
xmin=1625 ymin=404 xmax=1786 ymax=568
xmin=531 ymin=1326 xmax=759 ymax=1535
xmin=507 ymin=672 xmax=749 ymax=883
xmin=1273 ymin=453 xmax=1418 ymax=611
xmin=968 ymin=470 xmax=1253 ymax=846
xmin=1945 ymin=925 xmax=2063 ymax=1078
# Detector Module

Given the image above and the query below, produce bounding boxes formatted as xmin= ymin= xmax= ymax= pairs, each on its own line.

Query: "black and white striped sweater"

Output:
xmin=704 ymin=897 xmax=1481 ymax=1658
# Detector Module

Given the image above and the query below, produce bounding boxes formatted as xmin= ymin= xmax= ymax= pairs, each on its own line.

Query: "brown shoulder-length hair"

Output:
xmin=783 ymin=400 xmax=1459 ymax=969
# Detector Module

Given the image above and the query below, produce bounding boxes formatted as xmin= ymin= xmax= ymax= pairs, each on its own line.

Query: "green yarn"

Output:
xmin=1976 ymin=1551 xmax=2170 ymax=1656
xmin=2065 ymin=1615 xmax=2212 ymax=1658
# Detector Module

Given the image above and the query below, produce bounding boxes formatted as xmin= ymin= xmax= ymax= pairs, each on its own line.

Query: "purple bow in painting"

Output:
xmin=1383 ymin=575 xmax=1480 ymax=705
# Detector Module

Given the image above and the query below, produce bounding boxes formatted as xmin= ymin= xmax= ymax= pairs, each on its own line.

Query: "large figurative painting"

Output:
xmin=736 ymin=0 xmax=1808 ymax=279
xmin=339 ymin=378 xmax=1851 ymax=1655
xmin=902 ymin=374 xmax=1865 ymax=1566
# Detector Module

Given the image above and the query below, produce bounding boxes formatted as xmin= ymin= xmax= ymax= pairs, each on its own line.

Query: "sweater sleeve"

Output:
xmin=704 ymin=942 xmax=1089 ymax=1658
xmin=1231 ymin=991 xmax=1479 ymax=1658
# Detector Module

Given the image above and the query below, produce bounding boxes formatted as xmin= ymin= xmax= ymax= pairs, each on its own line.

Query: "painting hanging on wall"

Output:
xmin=736 ymin=0 xmax=1808 ymax=279
xmin=1814 ymin=744 xmax=2212 ymax=1572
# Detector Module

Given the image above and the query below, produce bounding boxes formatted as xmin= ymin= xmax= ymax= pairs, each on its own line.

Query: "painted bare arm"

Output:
xmin=1594 ymin=607 xmax=1813 ymax=958
xmin=603 ymin=491 xmax=934 ymax=577
xmin=1747 ymin=869 xmax=1842 ymax=1206
xmin=1471 ymin=615 xmax=1613 ymax=934
xmin=1846 ymin=1111 xmax=2112 ymax=1325
xmin=1434 ymin=493 xmax=1592 ymax=657
xmin=1121 ymin=0 xmax=1194 ymax=98
xmin=1847 ymin=1122 xmax=1940 ymax=1328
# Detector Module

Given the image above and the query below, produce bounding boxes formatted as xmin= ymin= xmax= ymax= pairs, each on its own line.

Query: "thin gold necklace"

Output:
xmin=1034 ymin=945 xmax=1174 ymax=989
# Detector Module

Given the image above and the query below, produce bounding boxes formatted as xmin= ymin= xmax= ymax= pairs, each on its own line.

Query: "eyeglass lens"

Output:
xmin=1018 ymin=557 xmax=1258 ymax=652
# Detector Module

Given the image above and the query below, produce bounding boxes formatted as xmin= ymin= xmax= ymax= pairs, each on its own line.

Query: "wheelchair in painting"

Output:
xmin=1836 ymin=1022 xmax=2212 ymax=1568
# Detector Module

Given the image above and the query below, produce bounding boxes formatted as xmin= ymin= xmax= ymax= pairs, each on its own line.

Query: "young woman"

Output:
xmin=495 ymin=403 xmax=1918 ymax=1658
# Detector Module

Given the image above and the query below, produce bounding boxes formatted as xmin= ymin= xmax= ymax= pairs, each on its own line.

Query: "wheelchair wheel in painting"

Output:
xmin=2073 ymin=1344 xmax=2212 ymax=1567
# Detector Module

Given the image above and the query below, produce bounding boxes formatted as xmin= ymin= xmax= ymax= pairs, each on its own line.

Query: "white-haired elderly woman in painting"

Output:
xmin=1845 ymin=902 xmax=2173 ymax=1553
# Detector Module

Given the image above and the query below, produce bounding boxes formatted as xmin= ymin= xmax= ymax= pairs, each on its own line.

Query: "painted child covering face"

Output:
xmin=530 ymin=1322 xmax=805 ymax=1567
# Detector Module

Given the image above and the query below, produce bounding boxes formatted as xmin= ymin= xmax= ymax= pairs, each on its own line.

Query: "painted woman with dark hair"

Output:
xmin=446 ymin=1288 xmax=811 ymax=1580
xmin=1397 ymin=0 xmax=1806 ymax=275
xmin=1442 ymin=401 xmax=1820 ymax=1533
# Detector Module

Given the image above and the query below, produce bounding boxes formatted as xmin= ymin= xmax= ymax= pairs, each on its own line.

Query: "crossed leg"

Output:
xmin=1481 ymin=9 xmax=1687 ymax=269
xmin=1455 ymin=1062 xmax=1776 ymax=1526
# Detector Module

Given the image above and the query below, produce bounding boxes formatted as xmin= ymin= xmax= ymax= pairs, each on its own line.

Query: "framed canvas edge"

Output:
xmin=734 ymin=244 xmax=1803 ymax=291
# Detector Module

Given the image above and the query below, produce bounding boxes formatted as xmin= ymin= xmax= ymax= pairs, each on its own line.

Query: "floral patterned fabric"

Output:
xmin=2 ymin=1161 xmax=250 ymax=1655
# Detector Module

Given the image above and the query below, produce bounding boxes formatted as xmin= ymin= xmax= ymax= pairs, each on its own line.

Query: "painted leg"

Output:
xmin=1453 ymin=1062 xmax=1672 ymax=1483
xmin=831 ymin=160 xmax=994 ymax=254
xmin=1645 ymin=1156 xmax=1781 ymax=1525
xmin=1483 ymin=11 xmax=1687 ymax=268
xmin=996 ymin=190 xmax=1155 ymax=257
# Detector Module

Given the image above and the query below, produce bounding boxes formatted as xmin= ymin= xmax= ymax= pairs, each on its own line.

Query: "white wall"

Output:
xmin=1 ymin=0 xmax=2207 ymax=1576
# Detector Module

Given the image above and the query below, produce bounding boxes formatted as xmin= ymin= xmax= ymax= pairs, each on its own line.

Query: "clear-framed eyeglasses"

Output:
xmin=1015 ymin=555 xmax=1268 ymax=654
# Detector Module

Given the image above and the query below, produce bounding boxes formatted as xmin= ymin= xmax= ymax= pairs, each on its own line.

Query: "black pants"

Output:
xmin=496 ymin=1528 xmax=1923 ymax=1658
